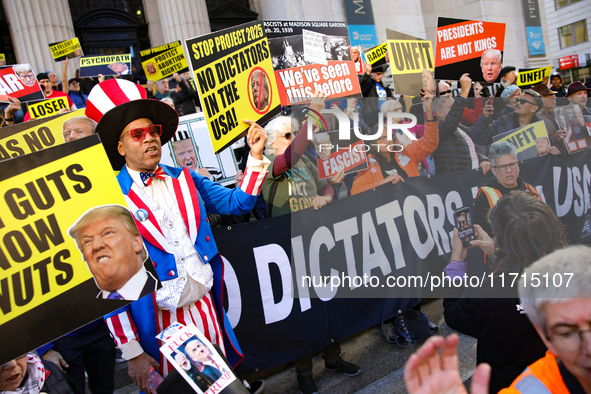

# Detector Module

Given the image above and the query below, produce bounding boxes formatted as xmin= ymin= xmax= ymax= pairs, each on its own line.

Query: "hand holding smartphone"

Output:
xmin=454 ymin=207 xmax=475 ymax=247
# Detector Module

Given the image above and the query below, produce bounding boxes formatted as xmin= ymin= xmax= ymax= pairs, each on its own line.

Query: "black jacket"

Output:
xmin=434 ymin=97 xmax=488 ymax=174
xmin=172 ymin=79 xmax=198 ymax=116
xmin=359 ymin=73 xmax=392 ymax=127
xmin=42 ymin=360 xmax=81 ymax=394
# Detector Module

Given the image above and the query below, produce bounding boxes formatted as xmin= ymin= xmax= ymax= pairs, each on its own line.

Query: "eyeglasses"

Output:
xmin=280 ymin=132 xmax=292 ymax=140
xmin=19 ymin=73 xmax=36 ymax=80
xmin=439 ymin=90 xmax=452 ymax=96
xmin=70 ymin=82 xmax=79 ymax=86
xmin=119 ymin=124 xmax=162 ymax=141
xmin=492 ymin=162 xmax=518 ymax=172
xmin=516 ymin=98 xmax=535 ymax=106
xmin=547 ymin=327 xmax=591 ymax=352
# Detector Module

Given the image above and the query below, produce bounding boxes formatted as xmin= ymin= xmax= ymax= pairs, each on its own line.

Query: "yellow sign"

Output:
xmin=49 ymin=38 xmax=83 ymax=61
xmin=387 ymin=39 xmax=434 ymax=75
xmin=517 ymin=66 xmax=552 ymax=87
xmin=364 ymin=43 xmax=388 ymax=65
xmin=0 ymin=54 xmax=5 ymax=62
xmin=80 ymin=54 xmax=131 ymax=67
xmin=493 ymin=121 xmax=549 ymax=160
xmin=0 ymin=109 xmax=85 ymax=161
xmin=186 ymin=21 xmax=281 ymax=153
xmin=28 ymin=97 xmax=70 ymax=119
xmin=140 ymin=41 xmax=189 ymax=81
xmin=0 ymin=137 xmax=126 ymax=324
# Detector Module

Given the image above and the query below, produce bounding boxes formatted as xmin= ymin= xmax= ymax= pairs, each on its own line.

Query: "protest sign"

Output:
xmin=264 ymin=20 xmax=361 ymax=106
xmin=27 ymin=96 xmax=70 ymax=119
xmin=517 ymin=66 xmax=552 ymax=87
xmin=386 ymin=29 xmax=434 ymax=95
xmin=435 ymin=18 xmax=506 ymax=83
xmin=0 ymin=64 xmax=45 ymax=103
xmin=351 ymin=45 xmax=364 ymax=74
xmin=554 ymin=105 xmax=591 ymax=154
xmin=79 ymin=54 xmax=132 ymax=78
xmin=492 ymin=121 xmax=549 ymax=160
xmin=161 ymin=113 xmax=239 ymax=186
xmin=313 ymin=130 xmax=368 ymax=179
xmin=140 ymin=41 xmax=189 ymax=82
xmin=0 ymin=110 xmax=85 ymax=161
xmin=0 ymin=135 xmax=160 ymax=364
xmin=185 ymin=20 xmax=281 ymax=153
xmin=364 ymin=42 xmax=388 ymax=68
xmin=49 ymin=38 xmax=84 ymax=62
xmin=160 ymin=323 xmax=236 ymax=393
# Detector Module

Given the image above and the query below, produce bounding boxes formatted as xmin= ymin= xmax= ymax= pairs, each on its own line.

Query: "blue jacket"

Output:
xmin=106 ymin=164 xmax=258 ymax=368
xmin=68 ymin=90 xmax=88 ymax=109
xmin=471 ymin=112 xmax=541 ymax=146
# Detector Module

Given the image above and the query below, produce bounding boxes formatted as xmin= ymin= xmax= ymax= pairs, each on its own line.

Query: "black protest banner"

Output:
xmin=435 ymin=18 xmax=506 ymax=83
xmin=213 ymin=151 xmax=591 ymax=375
xmin=264 ymin=21 xmax=361 ymax=106
xmin=0 ymin=65 xmax=45 ymax=103
xmin=79 ymin=54 xmax=132 ymax=78
xmin=0 ymin=135 xmax=159 ymax=364
xmin=0 ymin=110 xmax=85 ymax=161
xmin=139 ymin=41 xmax=189 ymax=82
xmin=49 ymin=38 xmax=83 ymax=62
xmin=186 ymin=21 xmax=281 ymax=153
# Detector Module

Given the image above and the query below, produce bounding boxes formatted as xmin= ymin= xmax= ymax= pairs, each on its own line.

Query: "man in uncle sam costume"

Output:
xmin=85 ymin=79 xmax=270 ymax=392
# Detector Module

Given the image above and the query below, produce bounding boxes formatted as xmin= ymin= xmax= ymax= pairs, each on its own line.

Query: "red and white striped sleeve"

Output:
xmin=104 ymin=310 xmax=144 ymax=360
xmin=239 ymin=154 xmax=271 ymax=196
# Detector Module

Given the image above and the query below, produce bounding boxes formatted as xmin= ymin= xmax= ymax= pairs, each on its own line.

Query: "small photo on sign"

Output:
xmin=79 ymin=54 xmax=132 ymax=78
xmin=68 ymin=204 xmax=160 ymax=301
xmin=248 ymin=67 xmax=272 ymax=114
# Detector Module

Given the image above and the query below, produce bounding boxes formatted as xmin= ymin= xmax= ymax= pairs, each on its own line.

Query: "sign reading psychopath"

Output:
xmin=28 ymin=97 xmax=70 ymax=119
xmin=140 ymin=41 xmax=189 ymax=82
xmin=517 ymin=66 xmax=552 ymax=87
xmin=435 ymin=18 xmax=506 ymax=83
xmin=0 ymin=135 xmax=160 ymax=364
xmin=186 ymin=20 xmax=281 ymax=153
xmin=49 ymin=38 xmax=84 ymax=62
xmin=0 ymin=109 xmax=85 ymax=161
xmin=492 ymin=121 xmax=550 ymax=160
xmin=79 ymin=54 xmax=132 ymax=78
xmin=264 ymin=20 xmax=361 ymax=106
xmin=0 ymin=65 xmax=45 ymax=103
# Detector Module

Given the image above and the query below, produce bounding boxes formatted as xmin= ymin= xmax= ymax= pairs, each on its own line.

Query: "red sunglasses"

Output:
xmin=119 ymin=124 xmax=162 ymax=141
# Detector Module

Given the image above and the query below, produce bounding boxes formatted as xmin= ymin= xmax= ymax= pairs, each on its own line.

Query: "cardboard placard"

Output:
xmin=313 ymin=130 xmax=368 ymax=179
xmin=554 ymin=105 xmax=591 ymax=154
xmin=185 ymin=20 xmax=281 ymax=153
xmin=0 ymin=110 xmax=86 ymax=161
xmin=517 ymin=66 xmax=552 ymax=87
xmin=28 ymin=97 xmax=70 ymax=119
xmin=0 ymin=64 xmax=45 ymax=103
xmin=140 ymin=41 xmax=189 ymax=82
xmin=435 ymin=18 xmax=506 ymax=83
xmin=364 ymin=42 xmax=388 ymax=68
xmin=79 ymin=54 xmax=132 ymax=78
xmin=49 ymin=38 xmax=84 ymax=62
xmin=264 ymin=20 xmax=361 ymax=106
xmin=0 ymin=135 xmax=159 ymax=364
xmin=492 ymin=121 xmax=550 ymax=160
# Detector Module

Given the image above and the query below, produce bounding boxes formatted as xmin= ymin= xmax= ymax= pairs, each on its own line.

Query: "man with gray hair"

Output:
xmin=62 ymin=115 xmax=97 ymax=142
xmin=480 ymin=48 xmax=502 ymax=83
xmin=472 ymin=140 xmax=541 ymax=235
xmin=13 ymin=64 xmax=36 ymax=87
xmin=472 ymin=89 xmax=543 ymax=145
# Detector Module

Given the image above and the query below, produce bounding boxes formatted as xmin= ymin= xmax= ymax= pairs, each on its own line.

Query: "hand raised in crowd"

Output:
xmin=41 ymin=349 xmax=69 ymax=372
xmin=4 ymin=96 xmax=21 ymax=121
xmin=422 ymin=92 xmax=434 ymax=121
xmin=469 ymin=224 xmax=495 ymax=256
xmin=450 ymin=228 xmax=469 ymax=262
xmin=480 ymin=161 xmax=491 ymax=175
xmin=328 ymin=170 xmax=345 ymax=185
xmin=127 ymin=352 xmax=160 ymax=394
xmin=404 ymin=334 xmax=491 ymax=394
xmin=244 ymin=119 xmax=268 ymax=160
xmin=473 ymin=82 xmax=483 ymax=98
xmin=309 ymin=89 xmax=327 ymax=114
xmin=483 ymin=101 xmax=494 ymax=119
xmin=312 ymin=194 xmax=331 ymax=210
xmin=459 ymin=73 xmax=472 ymax=98
xmin=173 ymin=72 xmax=182 ymax=83
xmin=364 ymin=62 xmax=372 ymax=75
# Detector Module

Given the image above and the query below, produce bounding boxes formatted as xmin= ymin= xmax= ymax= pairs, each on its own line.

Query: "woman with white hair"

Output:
xmin=472 ymin=140 xmax=541 ymax=235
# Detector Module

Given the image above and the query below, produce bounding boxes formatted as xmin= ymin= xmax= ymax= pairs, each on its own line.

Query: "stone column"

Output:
xmin=3 ymin=0 xmax=77 ymax=80
xmin=147 ymin=0 xmax=211 ymax=47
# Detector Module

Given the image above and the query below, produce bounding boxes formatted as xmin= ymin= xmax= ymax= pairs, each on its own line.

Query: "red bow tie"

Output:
xmin=139 ymin=166 xmax=165 ymax=186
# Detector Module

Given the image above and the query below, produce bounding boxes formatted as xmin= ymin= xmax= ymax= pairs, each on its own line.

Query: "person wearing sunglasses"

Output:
xmin=472 ymin=89 xmax=543 ymax=146
xmin=84 ymin=79 xmax=270 ymax=393
xmin=472 ymin=141 xmax=541 ymax=236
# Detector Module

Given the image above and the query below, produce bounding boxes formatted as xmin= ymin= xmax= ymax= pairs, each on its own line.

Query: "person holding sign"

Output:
xmin=84 ymin=79 xmax=270 ymax=393
xmin=23 ymin=73 xmax=75 ymax=122
xmin=531 ymin=84 xmax=567 ymax=154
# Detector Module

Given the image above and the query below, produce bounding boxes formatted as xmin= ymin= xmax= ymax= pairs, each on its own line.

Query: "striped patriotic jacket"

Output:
xmin=104 ymin=161 xmax=268 ymax=368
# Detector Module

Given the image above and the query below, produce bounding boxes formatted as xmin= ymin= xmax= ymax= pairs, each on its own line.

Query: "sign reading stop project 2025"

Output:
xmin=186 ymin=20 xmax=281 ymax=153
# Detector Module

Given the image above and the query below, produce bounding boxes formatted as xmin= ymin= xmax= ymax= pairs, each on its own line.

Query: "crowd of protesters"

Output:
xmin=1 ymin=37 xmax=591 ymax=394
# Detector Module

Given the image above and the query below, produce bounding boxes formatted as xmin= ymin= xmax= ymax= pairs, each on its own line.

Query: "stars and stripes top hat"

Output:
xmin=85 ymin=79 xmax=179 ymax=170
